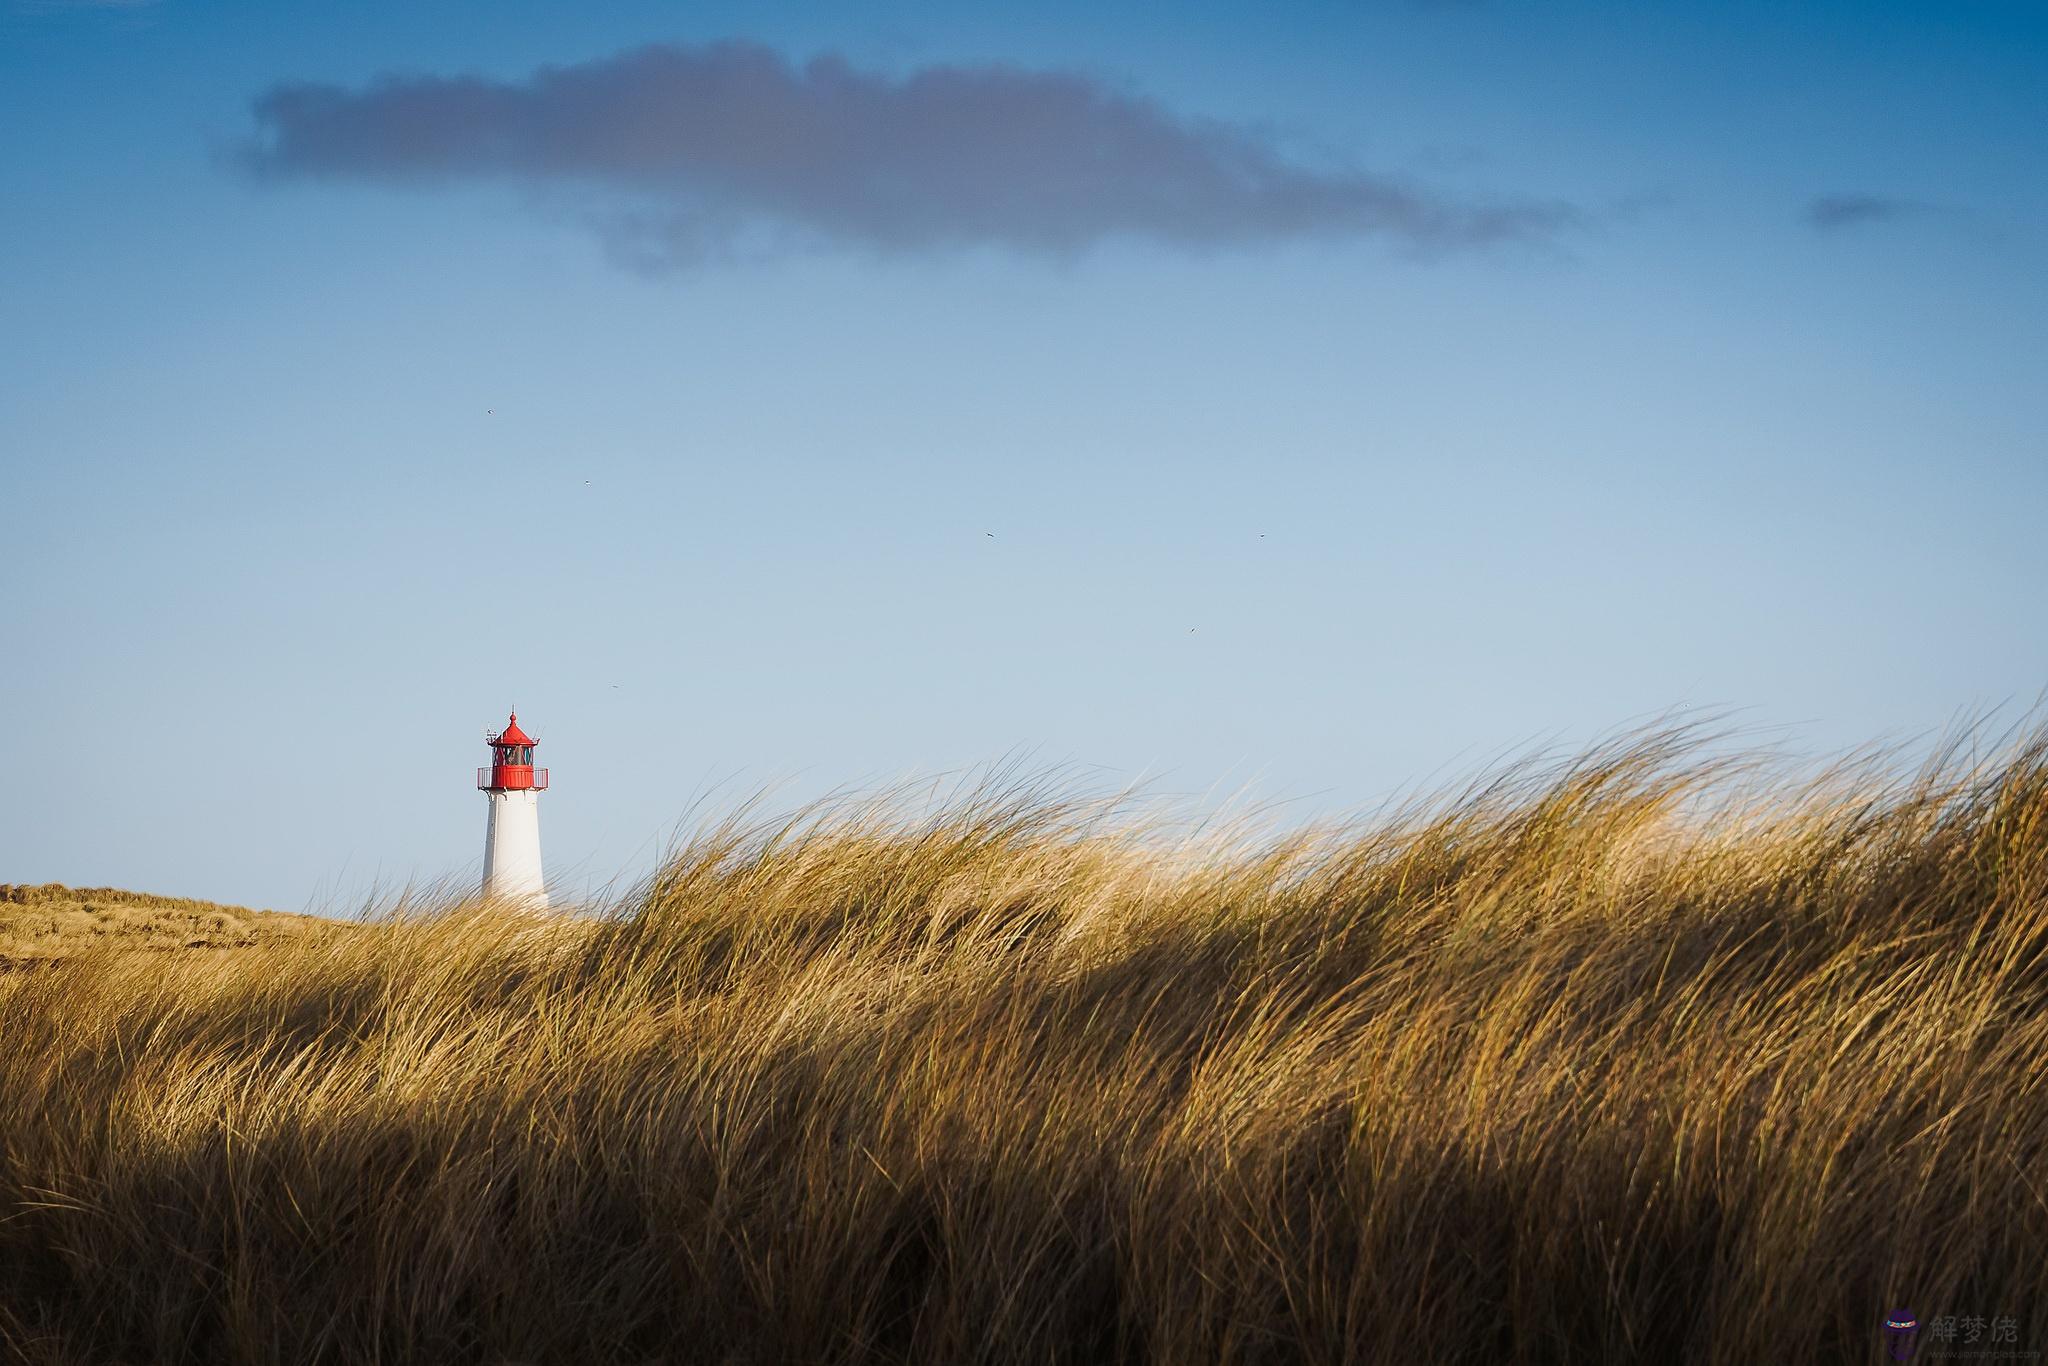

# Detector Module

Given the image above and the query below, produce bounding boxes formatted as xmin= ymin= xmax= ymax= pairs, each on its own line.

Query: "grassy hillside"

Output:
xmin=0 ymin=883 xmax=328 ymax=966
xmin=1 ymin=726 xmax=2044 ymax=1364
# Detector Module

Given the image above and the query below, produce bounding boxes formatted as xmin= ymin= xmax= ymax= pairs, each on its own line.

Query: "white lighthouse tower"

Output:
xmin=479 ymin=711 xmax=548 ymax=907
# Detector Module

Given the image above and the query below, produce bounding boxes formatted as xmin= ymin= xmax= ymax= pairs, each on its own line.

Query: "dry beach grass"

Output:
xmin=2 ymin=723 xmax=2045 ymax=1363
xmin=0 ymin=884 xmax=327 ymax=968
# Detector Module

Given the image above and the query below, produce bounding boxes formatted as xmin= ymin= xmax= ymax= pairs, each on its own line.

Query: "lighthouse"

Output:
xmin=479 ymin=711 xmax=548 ymax=907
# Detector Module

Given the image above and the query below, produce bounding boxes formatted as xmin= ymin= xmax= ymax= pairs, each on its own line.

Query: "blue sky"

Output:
xmin=3 ymin=0 xmax=2044 ymax=911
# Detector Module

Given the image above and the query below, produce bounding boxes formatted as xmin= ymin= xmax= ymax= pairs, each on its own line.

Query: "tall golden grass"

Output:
xmin=3 ymin=723 xmax=2045 ymax=1364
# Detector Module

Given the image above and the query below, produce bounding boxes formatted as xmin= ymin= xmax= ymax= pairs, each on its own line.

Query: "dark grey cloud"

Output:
xmin=238 ymin=42 xmax=1576 ymax=269
xmin=1806 ymin=193 xmax=1929 ymax=231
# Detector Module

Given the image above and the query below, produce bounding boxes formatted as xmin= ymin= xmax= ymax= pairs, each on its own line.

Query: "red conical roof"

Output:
xmin=491 ymin=711 xmax=536 ymax=748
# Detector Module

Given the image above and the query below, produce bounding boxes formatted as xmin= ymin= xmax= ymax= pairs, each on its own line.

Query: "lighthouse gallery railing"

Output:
xmin=479 ymin=767 xmax=549 ymax=790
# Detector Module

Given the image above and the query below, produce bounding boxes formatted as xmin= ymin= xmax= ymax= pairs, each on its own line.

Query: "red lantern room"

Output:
xmin=478 ymin=711 xmax=549 ymax=792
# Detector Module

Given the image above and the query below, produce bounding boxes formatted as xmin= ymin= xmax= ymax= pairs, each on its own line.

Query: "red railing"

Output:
xmin=478 ymin=767 xmax=549 ymax=791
